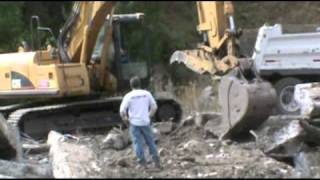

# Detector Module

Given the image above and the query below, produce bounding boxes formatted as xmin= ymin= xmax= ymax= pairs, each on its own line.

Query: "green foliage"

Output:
xmin=115 ymin=1 xmax=200 ymax=65
xmin=0 ymin=2 xmax=24 ymax=53
xmin=0 ymin=2 xmax=72 ymax=53
xmin=1 ymin=1 xmax=320 ymax=60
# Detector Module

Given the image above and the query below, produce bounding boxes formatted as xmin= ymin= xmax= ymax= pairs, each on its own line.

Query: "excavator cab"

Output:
xmin=30 ymin=16 xmax=56 ymax=51
xmin=92 ymin=13 xmax=150 ymax=93
xmin=111 ymin=13 xmax=150 ymax=92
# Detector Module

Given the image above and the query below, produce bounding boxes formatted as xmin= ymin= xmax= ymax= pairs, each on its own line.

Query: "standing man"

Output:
xmin=119 ymin=76 xmax=161 ymax=170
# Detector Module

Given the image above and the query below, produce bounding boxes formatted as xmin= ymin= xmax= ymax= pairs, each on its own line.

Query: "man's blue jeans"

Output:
xmin=129 ymin=124 xmax=159 ymax=165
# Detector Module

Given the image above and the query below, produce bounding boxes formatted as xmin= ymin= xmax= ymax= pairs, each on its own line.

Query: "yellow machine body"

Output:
xmin=0 ymin=50 xmax=90 ymax=98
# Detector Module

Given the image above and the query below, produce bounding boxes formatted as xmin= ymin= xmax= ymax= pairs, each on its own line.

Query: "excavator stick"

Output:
xmin=218 ymin=69 xmax=277 ymax=139
xmin=170 ymin=49 xmax=239 ymax=76
xmin=170 ymin=50 xmax=215 ymax=75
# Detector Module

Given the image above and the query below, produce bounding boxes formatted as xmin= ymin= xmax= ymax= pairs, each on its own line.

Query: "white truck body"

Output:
xmin=252 ymin=24 xmax=320 ymax=76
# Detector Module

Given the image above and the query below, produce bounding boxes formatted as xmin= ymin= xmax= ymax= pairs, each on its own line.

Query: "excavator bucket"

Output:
xmin=218 ymin=71 xmax=277 ymax=139
xmin=170 ymin=50 xmax=215 ymax=75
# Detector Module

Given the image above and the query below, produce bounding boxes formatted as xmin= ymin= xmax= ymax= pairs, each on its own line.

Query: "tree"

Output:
xmin=115 ymin=1 xmax=200 ymax=65
xmin=0 ymin=2 xmax=24 ymax=53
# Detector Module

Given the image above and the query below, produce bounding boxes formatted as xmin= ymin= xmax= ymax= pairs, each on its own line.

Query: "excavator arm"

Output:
xmin=170 ymin=1 xmax=277 ymax=139
xmin=58 ymin=1 xmax=116 ymax=64
xmin=170 ymin=1 xmax=241 ymax=76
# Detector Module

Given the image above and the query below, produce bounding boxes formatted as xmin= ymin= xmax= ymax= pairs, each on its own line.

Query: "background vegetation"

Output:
xmin=1 ymin=1 xmax=320 ymax=73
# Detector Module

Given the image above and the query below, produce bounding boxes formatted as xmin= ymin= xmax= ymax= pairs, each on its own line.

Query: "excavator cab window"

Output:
xmin=91 ymin=13 xmax=150 ymax=92
xmin=30 ymin=16 xmax=57 ymax=52
xmin=112 ymin=13 xmax=150 ymax=91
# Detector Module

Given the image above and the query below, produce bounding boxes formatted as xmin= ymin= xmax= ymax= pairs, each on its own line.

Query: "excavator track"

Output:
xmin=3 ymin=97 xmax=182 ymax=139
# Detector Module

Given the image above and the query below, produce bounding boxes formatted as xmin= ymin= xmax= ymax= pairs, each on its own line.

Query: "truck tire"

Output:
xmin=273 ymin=77 xmax=302 ymax=115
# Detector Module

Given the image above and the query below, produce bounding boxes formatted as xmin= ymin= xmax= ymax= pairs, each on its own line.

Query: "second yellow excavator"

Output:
xmin=170 ymin=1 xmax=276 ymax=139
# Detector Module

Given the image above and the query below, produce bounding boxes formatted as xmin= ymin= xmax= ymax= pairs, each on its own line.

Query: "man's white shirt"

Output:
xmin=119 ymin=89 xmax=157 ymax=126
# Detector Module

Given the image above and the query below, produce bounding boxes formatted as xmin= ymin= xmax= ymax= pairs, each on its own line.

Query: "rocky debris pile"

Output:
xmin=254 ymin=115 xmax=320 ymax=178
xmin=0 ymin=114 xmax=52 ymax=178
xmin=1 ymin=110 xmax=320 ymax=178
xmin=250 ymin=83 xmax=320 ymax=178
xmin=69 ymin=113 xmax=299 ymax=178
xmin=0 ymin=159 xmax=52 ymax=178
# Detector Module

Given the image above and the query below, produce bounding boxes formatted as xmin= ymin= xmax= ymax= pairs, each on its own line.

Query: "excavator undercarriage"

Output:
xmin=0 ymin=96 xmax=181 ymax=139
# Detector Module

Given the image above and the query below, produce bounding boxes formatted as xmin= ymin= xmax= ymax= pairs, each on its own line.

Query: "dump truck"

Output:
xmin=252 ymin=23 xmax=320 ymax=115
xmin=0 ymin=1 xmax=181 ymax=139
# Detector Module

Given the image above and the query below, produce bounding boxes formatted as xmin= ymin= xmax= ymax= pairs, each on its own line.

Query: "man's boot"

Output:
xmin=154 ymin=161 xmax=163 ymax=170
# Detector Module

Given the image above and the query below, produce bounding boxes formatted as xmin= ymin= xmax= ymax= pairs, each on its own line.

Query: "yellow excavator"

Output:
xmin=171 ymin=1 xmax=277 ymax=139
xmin=0 ymin=1 xmax=181 ymax=139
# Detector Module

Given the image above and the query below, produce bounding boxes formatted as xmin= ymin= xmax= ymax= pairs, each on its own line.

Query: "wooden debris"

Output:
xmin=22 ymin=143 xmax=50 ymax=154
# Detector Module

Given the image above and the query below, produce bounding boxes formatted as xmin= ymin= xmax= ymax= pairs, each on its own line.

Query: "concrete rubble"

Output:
xmin=295 ymin=82 xmax=320 ymax=118
xmin=1 ymin=83 xmax=320 ymax=178
xmin=0 ymin=159 xmax=52 ymax=178
xmin=249 ymin=83 xmax=320 ymax=177
xmin=101 ymin=128 xmax=131 ymax=150
xmin=47 ymin=131 xmax=101 ymax=178
xmin=12 ymin=112 xmax=303 ymax=178
xmin=294 ymin=146 xmax=320 ymax=178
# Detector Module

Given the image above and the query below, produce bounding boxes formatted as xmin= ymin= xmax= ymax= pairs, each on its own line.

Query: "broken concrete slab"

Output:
xmin=0 ymin=174 xmax=14 ymax=178
xmin=180 ymin=115 xmax=195 ymax=127
xmin=0 ymin=113 xmax=22 ymax=161
xmin=152 ymin=127 xmax=161 ymax=143
xmin=203 ymin=112 xmax=222 ymax=138
xmin=178 ymin=139 xmax=212 ymax=156
xmin=47 ymin=131 xmax=100 ymax=178
xmin=153 ymin=122 xmax=176 ymax=134
xmin=294 ymin=83 xmax=320 ymax=118
xmin=101 ymin=128 xmax=130 ymax=150
xmin=254 ymin=116 xmax=305 ymax=157
xmin=294 ymin=146 xmax=320 ymax=178
xmin=195 ymin=112 xmax=221 ymax=128
xmin=0 ymin=159 xmax=52 ymax=178
xmin=299 ymin=119 xmax=320 ymax=145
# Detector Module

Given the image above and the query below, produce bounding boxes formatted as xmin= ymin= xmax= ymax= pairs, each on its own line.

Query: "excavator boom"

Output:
xmin=170 ymin=1 xmax=276 ymax=139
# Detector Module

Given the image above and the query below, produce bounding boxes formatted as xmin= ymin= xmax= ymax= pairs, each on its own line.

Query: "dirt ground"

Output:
xmin=23 ymin=116 xmax=304 ymax=178
xmin=20 ymin=80 xmax=304 ymax=178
